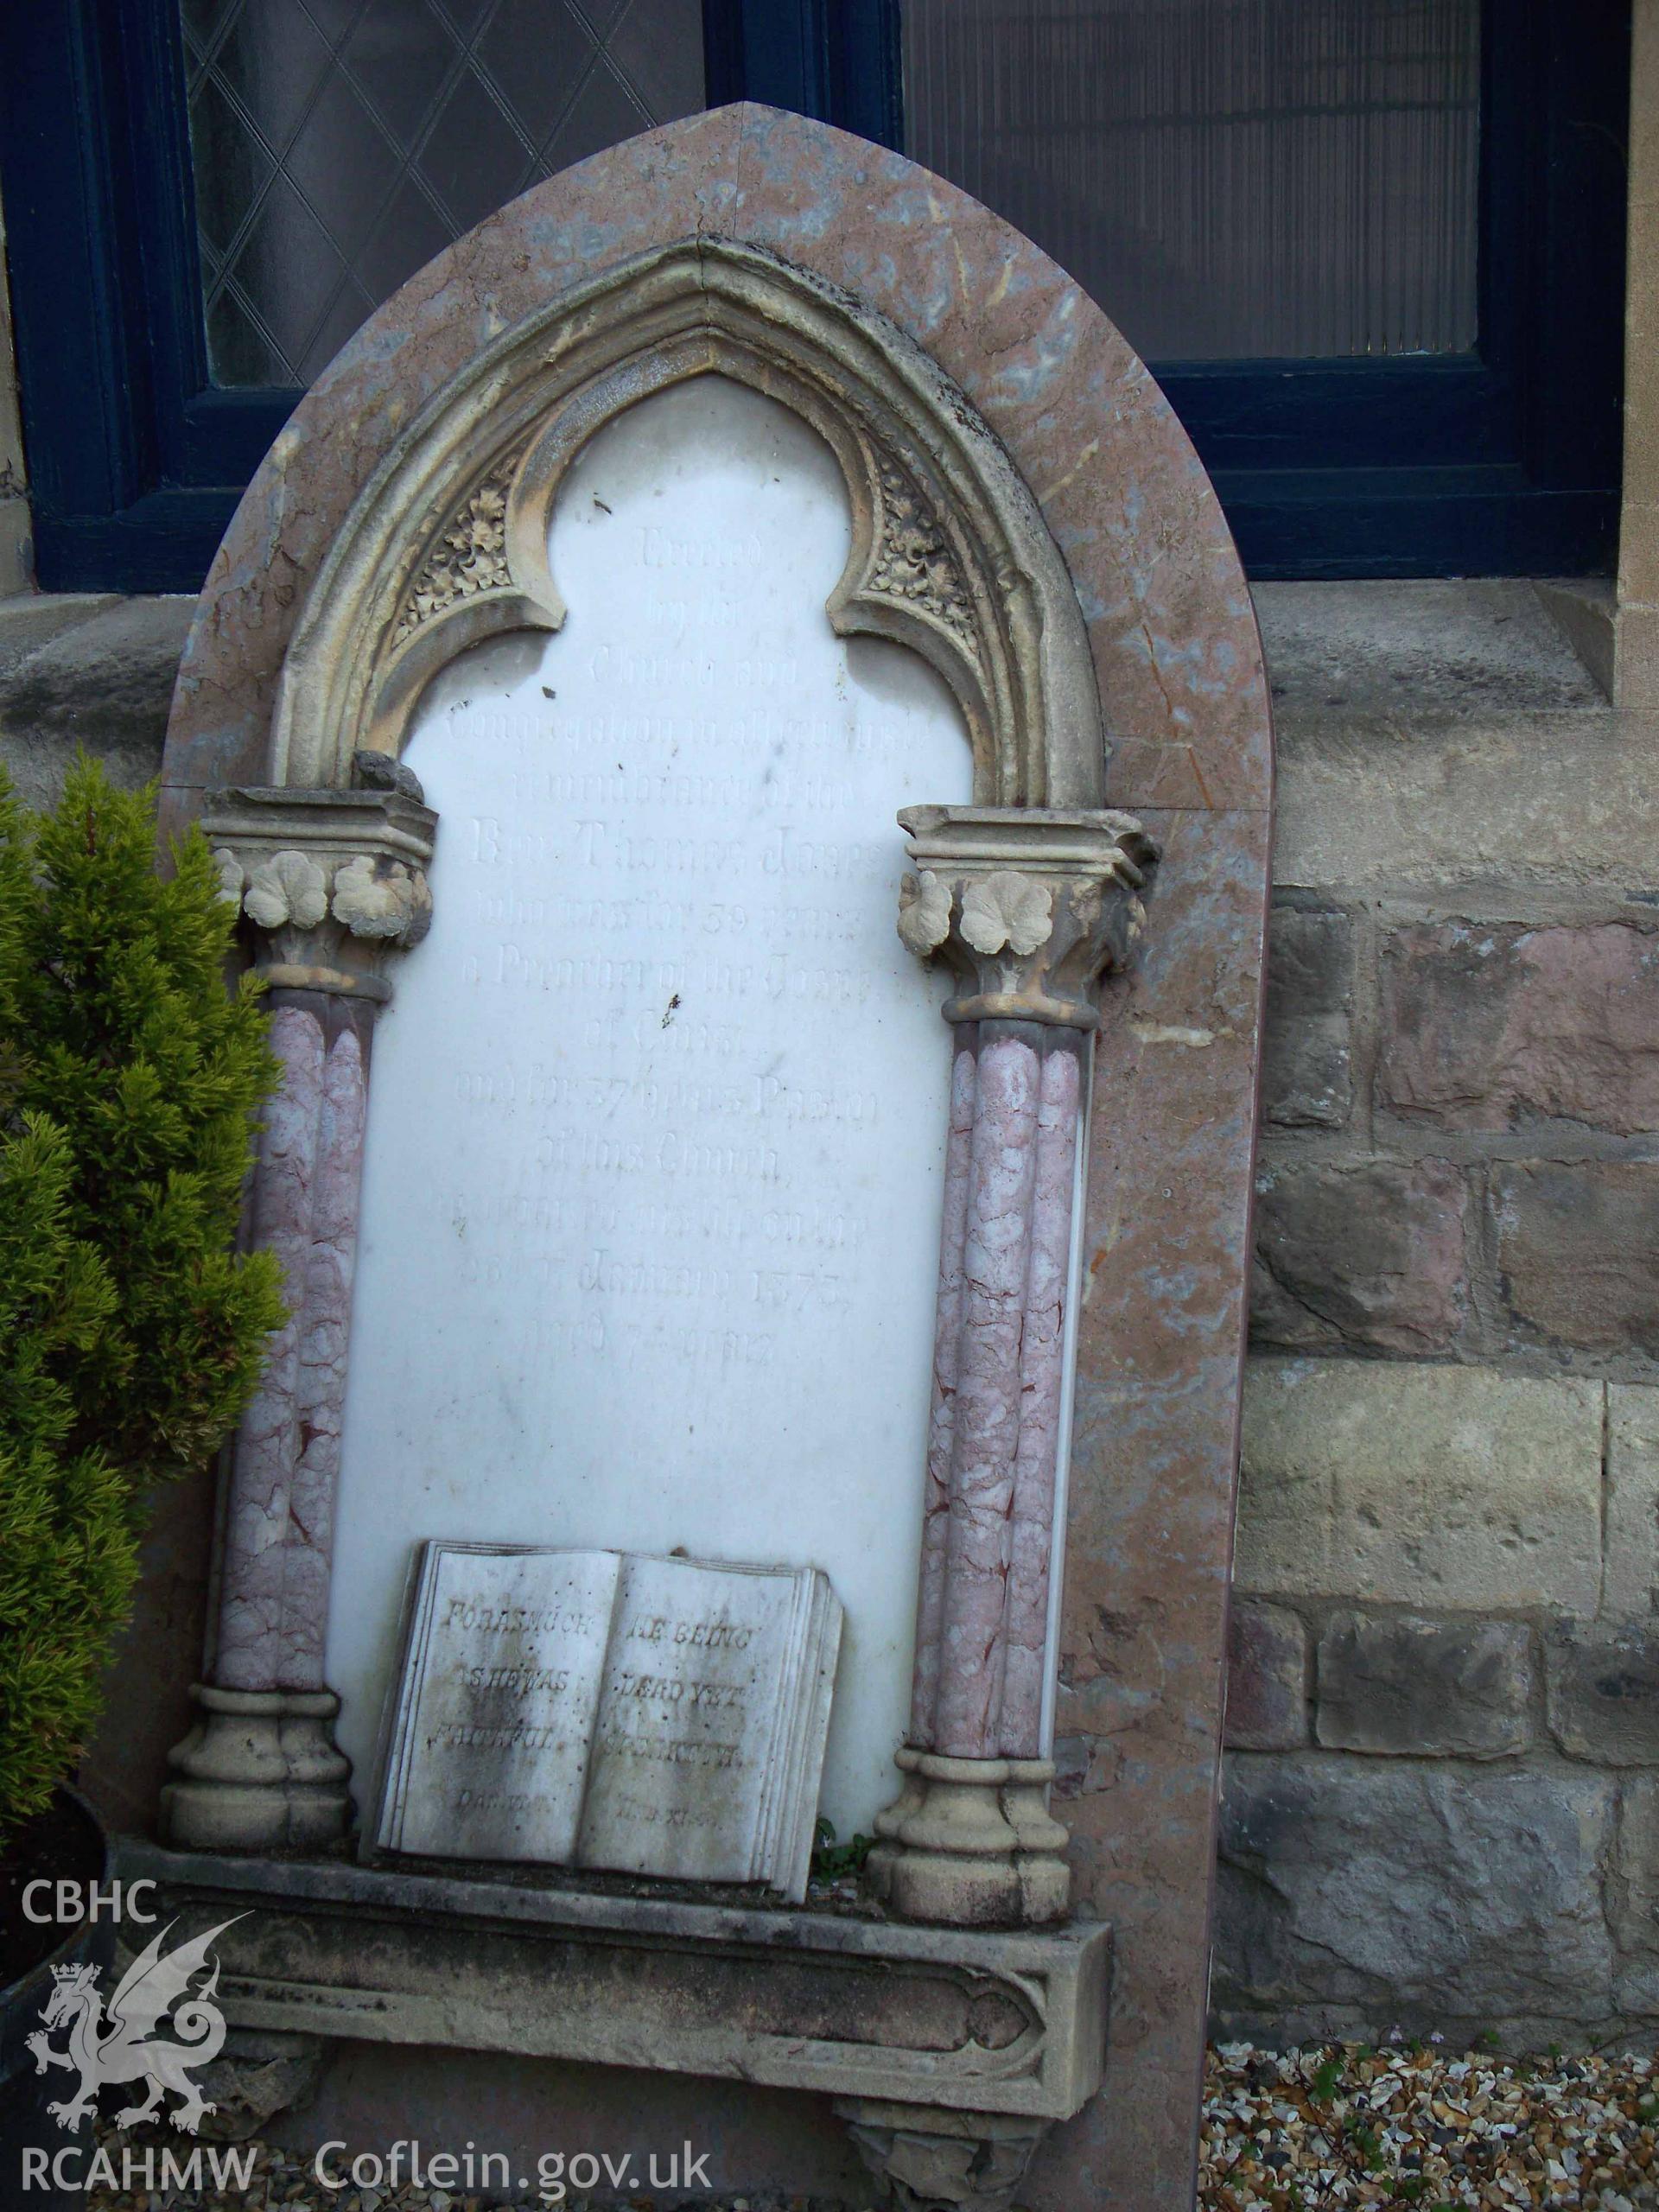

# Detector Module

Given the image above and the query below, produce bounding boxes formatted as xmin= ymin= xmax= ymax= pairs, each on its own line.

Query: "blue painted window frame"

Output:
xmin=0 ymin=0 xmax=1628 ymax=591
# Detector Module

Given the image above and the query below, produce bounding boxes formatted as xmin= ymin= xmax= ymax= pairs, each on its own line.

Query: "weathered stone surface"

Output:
xmin=1224 ymin=1602 xmax=1308 ymax=1752
xmin=1064 ymin=805 xmax=1270 ymax=2210
xmin=1315 ymin=1612 xmax=1533 ymax=1758
xmin=1255 ymin=577 xmax=1637 ymax=899
xmin=194 ymin=2031 xmax=325 ymax=2143
xmin=0 ymin=595 xmax=190 ymax=791
xmin=1611 ymin=1776 xmax=1659 ymax=2009
xmin=0 ymin=502 xmax=30 ymax=597
xmin=255 ymin=2044 xmax=869 ymax=2209
xmin=838 ymin=2098 xmax=1048 ymax=2212
xmin=1547 ymin=1625 xmax=1659 ymax=1765
xmin=1214 ymin=1757 xmax=1616 ymax=2026
xmin=0 ymin=591 xmax=118 ymax=678
xmin=1493 ymin=1162 xmax=1659 ymax=1354
xmin=1607 ymin=1385 xmax=1659 ymax=1619
xmin=1250 ymin=1158 xmax=1468 ymax=1354
xmin=1534 ymin=578 xmax=1615 ymax=698
xmin=1236 ymin=1360 xmax=1603 ymax=1613
xmin=1261 ymin=904 xmax=1353 ymax=1128
xmin=122 ymin=1841 xmax=1113 ymax=2124
xmin=1254 ymin=581 xmax=1607 ymax=722
xmin=1377 ymin=920 xmax=1659 ymax=1135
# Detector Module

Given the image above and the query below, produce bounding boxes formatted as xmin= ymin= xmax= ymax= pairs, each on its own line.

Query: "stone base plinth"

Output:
xmin=868 ymin=1750 xmax=1071 ymax=1927
xmin=118 ymin=1843 xmax=1109 ymax=2154
xmin=160 ymin=1686 xmax=353 ymax=1851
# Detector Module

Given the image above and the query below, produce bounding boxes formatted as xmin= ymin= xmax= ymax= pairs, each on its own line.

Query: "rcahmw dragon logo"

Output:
xmin=27 ymin=1916 xmax=245 ymax=2134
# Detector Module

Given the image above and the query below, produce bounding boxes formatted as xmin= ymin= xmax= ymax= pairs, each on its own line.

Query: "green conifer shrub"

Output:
xmin=0 ymin=761 xmax=285 ymax=1836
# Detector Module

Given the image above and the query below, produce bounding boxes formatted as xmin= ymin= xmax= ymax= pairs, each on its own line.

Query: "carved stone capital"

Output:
xmin=897 ymin=804 xmax=1157 ymax=1028
xmin=834 ymin=2097 xmax=1051 ymax=2212
xmin=202 ymin=785 xmax=438 ymax=992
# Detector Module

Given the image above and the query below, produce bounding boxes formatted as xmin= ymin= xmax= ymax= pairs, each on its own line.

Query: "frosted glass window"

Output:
xmin=181 ymin=0 xmax=706 ymax=387
xmin=902 ymin=0 xmax=1481 ymax=361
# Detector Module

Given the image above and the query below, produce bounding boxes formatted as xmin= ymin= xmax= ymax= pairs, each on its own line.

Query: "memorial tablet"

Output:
xmin=373 ymin=1541 xmax=842 ymax=1898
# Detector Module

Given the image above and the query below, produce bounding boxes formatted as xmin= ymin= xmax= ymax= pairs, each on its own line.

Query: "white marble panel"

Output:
xmin=329 ymin=377 xmax=972 ymax=1834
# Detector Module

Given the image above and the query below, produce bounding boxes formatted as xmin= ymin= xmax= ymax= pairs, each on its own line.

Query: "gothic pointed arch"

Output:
xmin=269 ymin=238 xmax=1107 ymax=809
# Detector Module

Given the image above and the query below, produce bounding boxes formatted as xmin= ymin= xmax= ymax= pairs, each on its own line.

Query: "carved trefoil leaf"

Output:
xmin=393 ymin=443 xmax=526 ymax=647
xmin=331 ymin=855 xmax=434 ymax=946
xmin=898 ymin=869 xmax=954 ymax=957
xmin=960 ymin=872 xmax=1052 ymax=958
xmin=244 ymin=850 xmax=328 ymax=931
xmin=870 ymin=461 xmax=978 ymax=656
xmin=227 ymin=847 xmax=434 ymax=949
xmin=893 ymin=807 xmax=1158 ymax=1029
xmin=212 ymin=848 xmax=245 ymax=909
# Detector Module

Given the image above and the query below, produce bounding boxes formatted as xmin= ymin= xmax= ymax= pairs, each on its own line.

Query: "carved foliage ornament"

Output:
xmin=835 ymin=2099 xmax=1050 ymax=2212
xmin=217 ymin=847 xmax=434 ymax=949
xmin=391 ymin=441 xmax=528 ymax=649
xmin=960 ymin=872 xmax=1053 ymax=958
xmin=869 ymin=460 xmax=978 ymax=657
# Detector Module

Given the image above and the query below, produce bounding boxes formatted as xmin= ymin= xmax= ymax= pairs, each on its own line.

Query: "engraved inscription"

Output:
xmin=375 ymin=1543 xmax=841 ymax=1892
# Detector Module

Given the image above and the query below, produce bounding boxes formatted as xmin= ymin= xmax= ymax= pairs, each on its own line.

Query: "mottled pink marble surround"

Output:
xmin=155 ymin=104 xmax=1273 ymax=2212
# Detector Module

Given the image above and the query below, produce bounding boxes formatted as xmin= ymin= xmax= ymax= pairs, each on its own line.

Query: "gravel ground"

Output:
xmin=81 ymin=2043 xmax=1659 ymax=2211
xmin=1200 ymin=2041 xmax=1659 ymax=2209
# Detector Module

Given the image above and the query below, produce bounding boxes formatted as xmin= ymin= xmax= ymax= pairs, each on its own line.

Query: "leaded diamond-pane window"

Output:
xmin=181 ymin=0 xmax=705 ymax=388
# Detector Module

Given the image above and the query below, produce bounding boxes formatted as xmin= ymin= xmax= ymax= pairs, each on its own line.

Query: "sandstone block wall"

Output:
xmin=1221 ymin=582 xmax=1659 ymax=2044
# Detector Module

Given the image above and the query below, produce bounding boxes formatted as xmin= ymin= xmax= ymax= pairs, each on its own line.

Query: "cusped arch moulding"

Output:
xmin=268 ymin=238 xmax=1108 ymax=810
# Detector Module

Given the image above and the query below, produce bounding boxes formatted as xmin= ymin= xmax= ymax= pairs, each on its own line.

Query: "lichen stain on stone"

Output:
xmin=1129 ymin=1021 xmax=1220 ymax=1049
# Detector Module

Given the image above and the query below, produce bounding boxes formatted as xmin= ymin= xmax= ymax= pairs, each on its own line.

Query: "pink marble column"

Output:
xmin=160 ymin=780 xmax=435 ymax=1850
xmin=875 ymin=805 xmax=1154 ymax=1928
xmin=935 ymin=1031 xmax=1040 ymax=1755
xmin=216 ymin=996 xmax=370 ymax=1694
xmin=910 ymin=1042 xmax=977 ymax=1744
xmin=163 ymin=982 xmax=378 ymax=1850
xmin=1000 ymin=1036 xmax=1084 ymax=1758
xmin=908 ymin=1027 xmax=1084 ymax=1762
xmin=875 ymin=1020 xmax=1084 ymax=1927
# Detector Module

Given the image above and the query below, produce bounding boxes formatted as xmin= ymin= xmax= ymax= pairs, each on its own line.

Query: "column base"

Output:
xmin=835 ymin=2096 xmax=1050 ymax=2212
xmin=866 ymin=1749 xmax=1070 ymax=1928
xmin=161 ymin=1684 xmax=353 ymax=1851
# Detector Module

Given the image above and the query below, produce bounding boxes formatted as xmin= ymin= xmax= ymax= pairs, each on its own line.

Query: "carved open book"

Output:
xmin=372 ymin=1541 xmax=842 ymax=1899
